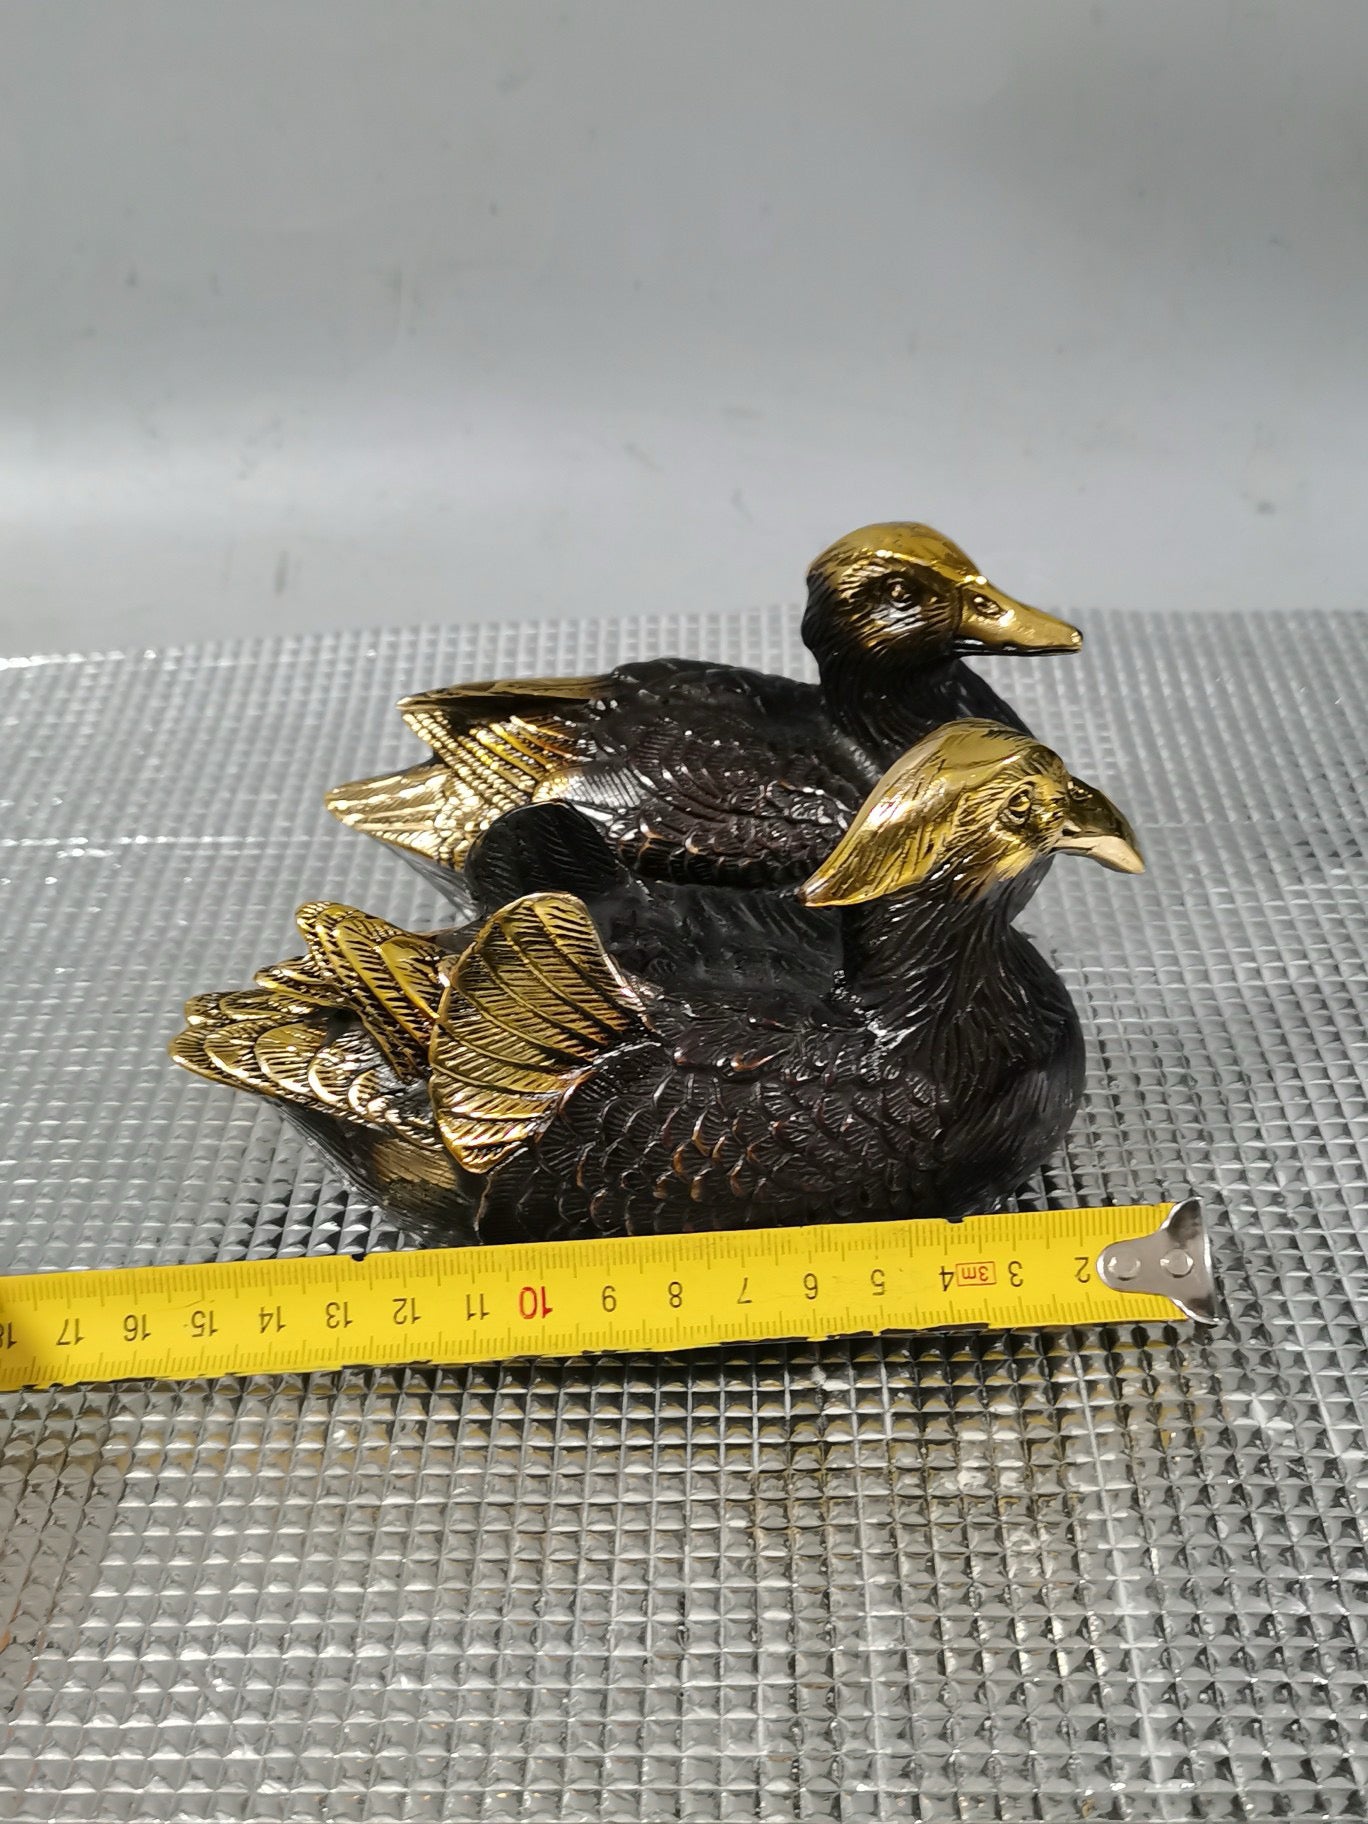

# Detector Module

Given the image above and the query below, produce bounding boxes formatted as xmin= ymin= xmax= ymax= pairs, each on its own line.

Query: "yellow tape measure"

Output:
xmin=0 ymin=1201 xmax=1213 ymax=1391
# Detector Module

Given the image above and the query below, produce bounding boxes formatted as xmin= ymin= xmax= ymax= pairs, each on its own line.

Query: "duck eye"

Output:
xmin=1001 ymin=789 xmax=1033 ymax=827
xmin=969 ymin=592 xmax=1007 ymax=620
xmin=885 ymin=577 xmax=911 ymax=606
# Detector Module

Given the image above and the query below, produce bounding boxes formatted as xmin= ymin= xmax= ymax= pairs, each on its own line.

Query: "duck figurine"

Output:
xmin=173 ymin=721 xmax=1141 ymax=1241
xmin=324 ymin=524 xmax=1082 ymax=895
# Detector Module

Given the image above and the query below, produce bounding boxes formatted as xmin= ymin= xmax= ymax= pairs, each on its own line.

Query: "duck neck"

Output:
xmin=812 ymin=638 xmax=1024 ymax=766
xmin=835 ymin=869 xmax=1041 ymax=1042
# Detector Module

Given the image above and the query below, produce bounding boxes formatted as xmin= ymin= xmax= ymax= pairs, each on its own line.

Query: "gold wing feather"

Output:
xmin=252 ymin=954 xmax=336 ymax=1004
xmin=325 ymin=675 xmax=610 ymax=870
xmin=397 ymin=673 xmax=608 ymax=755
xmin=430 ymin=892 xmax=650 ymax=1174
xmin=292 ymin=901 xmax=444 ymax=1076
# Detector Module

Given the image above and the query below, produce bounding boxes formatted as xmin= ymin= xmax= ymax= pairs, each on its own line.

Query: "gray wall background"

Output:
xmin=2 ymin=1 xmax=1366 ymax=657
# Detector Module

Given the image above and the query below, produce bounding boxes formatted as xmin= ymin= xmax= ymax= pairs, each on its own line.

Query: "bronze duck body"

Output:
xmin=325 ymin=525 xmax=1082 ymax=895
xmin=174 ymin=723 xmax=1141 ymax=1243
xmin=460 ymin=801 xmax=841 ymax=1000
xmin=453 ymin=874 xmax=1087 ymax=1244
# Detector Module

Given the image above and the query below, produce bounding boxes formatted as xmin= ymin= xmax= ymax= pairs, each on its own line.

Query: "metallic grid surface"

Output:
xmin=0 ymin=608 xmax=1366 ymax=1823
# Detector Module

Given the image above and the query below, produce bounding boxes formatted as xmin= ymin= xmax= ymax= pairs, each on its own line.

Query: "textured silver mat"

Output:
xmin=0 ymin=607 xmax=1366 ymax=1822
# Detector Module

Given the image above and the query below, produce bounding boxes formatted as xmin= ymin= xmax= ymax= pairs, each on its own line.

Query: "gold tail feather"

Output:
xmin=325 ymin=697 xmax=588 ymax=872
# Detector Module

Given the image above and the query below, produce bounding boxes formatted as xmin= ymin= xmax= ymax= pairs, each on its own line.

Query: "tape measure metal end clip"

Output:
xmin=1096 ymin=1197 xmax=1215 ymax=1323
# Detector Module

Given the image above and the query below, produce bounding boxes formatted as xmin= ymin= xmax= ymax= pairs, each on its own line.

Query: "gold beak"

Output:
xmin=1055 ymin=779 xmax=1145 ymax=874
xmin=958 ymin=586 xmax=1083 ymax=656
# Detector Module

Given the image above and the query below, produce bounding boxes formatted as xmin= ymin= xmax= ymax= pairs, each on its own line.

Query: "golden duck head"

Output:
xmin=797 ymin=719 xmax=1143 ymax=908
xmin=803 ymin=522 xmax=1082 ymax=666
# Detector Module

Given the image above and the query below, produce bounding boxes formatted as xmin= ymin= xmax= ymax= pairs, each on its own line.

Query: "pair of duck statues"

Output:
xmin=173 ymin=524 xmax=1144 ymax=1245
